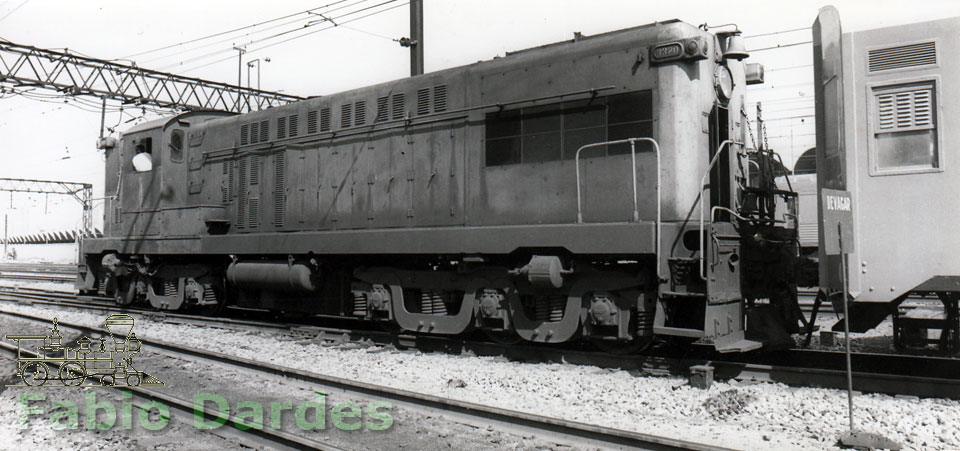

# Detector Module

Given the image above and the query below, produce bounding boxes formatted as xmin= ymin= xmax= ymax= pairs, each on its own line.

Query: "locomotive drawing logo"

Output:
xmin=4 ymin=314 xmax=163 ymax=387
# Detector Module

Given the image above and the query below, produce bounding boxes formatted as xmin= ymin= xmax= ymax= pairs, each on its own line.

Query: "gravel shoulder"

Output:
xmin=2 ymin=301 xmax=958 ymax=450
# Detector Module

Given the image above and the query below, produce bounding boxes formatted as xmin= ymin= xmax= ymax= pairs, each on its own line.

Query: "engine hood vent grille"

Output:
xmin=868 ymin=41 xmax=936 ymax=72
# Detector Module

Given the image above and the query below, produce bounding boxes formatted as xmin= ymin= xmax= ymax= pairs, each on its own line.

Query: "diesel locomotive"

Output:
xmin=77 ymin=18 xmax=810 ymax=353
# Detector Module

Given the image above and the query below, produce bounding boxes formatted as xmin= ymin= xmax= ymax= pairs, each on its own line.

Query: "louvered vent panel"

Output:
xmin=307 ymin=110 xmax=318 ymax=134
xmin=392 ymin=93 xmax=405 ymax=120
xmin=417 ymin=88 xmax=430 ymax=115
xmin=237 ymin=158 xmax=248 ymax=228
xmin=376 ymin=96 xmax=388 ymax=122
xmin=277 ymin=116 xmax=287 ymax=139
xmin=320 ymin=108 xmax=331 ymax=132
xmin=228 ymin=160 xmax=235 ymax=200
xmin=260 ymin=120 xmax=269 ymax=142
xmin=250 ymin=122 xmax=259 ymax=144
xmin=221 ymin=162 xmax=230 ymax=204
xmin=355 ymin=100 xmax=366 ymax=125
xmin=248 ymin=197 xmax=260 ymax=228
xmin=876 ymin=86 xmax=934 ymax=131
xmin=240 ymin=124 xmax=249 ymax=145
xmin=274 ymin=152 xmax=286 ymax=227
xmin=341 ymin=103 xmax=352 ymax=128
xmin=113 ymin=206 xmax=121 ymax=224
xmin=433 ymin=85 xmax=447 ymax=112
xmin=250 ymin=155 xmax=260 ymax=185
xmin=868 ymin=42 xmax=936 ymax=72
xmin=289 ymin=115 xmax=299 ymax=137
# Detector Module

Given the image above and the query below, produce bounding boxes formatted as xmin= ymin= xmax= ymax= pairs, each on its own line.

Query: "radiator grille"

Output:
xmin=250 ymin=122 xmax=259 ymax=143
xmin=376 ymin=96 xmax=388 ymax=122
xmin=274 ymin=152 xmax=286 ymax=227
xmin=277 ymin=116 xmax=287 ymax=139
xmin=320 ymin=107 xmax=331 ymax=132
xmin=868 ymin=41 xmax=936 ymax=72
xmin=341 ymin=103 xmax=352 ymax=128
xmin=391 ymin=93 xmax=405 ymax=120
xmin=355 ymin=100 xmax=366 ymax=125
xmin=259 ymin=120 xmax=269 ymax=141
xmin=249 ymin=155 xmax=260 ymax=185
xmin=237 ymin=157 xmax=248 ymax=228
xmin=417 ymin=88 xmax=430 ymax=115
xmin=240 ymin=124 xmax=249 ymax=145
xmin=307 ymin=110 xmax=318 ymax=134
xmin=248 ymin=197 xmax=259 ymax=228
xmin=289 ymin=114 xmax=299 ymax=137
xmin=433 ymin=85 xmax=447 ymax=112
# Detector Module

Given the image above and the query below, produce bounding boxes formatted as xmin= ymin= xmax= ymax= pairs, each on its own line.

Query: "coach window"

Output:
xmin=169 ymin=129 xmax=184 ymax=163
xmin=871 ymin=81 xmax=939 ymax=174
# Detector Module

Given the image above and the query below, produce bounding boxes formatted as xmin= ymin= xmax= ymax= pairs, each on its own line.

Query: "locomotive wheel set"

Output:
xmin=76 ymin=7 xmax=960 ymax=355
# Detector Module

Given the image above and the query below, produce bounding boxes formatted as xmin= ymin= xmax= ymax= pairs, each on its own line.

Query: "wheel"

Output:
xmin=126 ymin=373 xmax=141 ymax=386
xmin=58 ymin=362 xmax=87 ymax=386
xmin=100 ymin=375 xmax=115 ymax=386
xmin=114 ymin=277 xmax=137 ymax=306
xmin=19 ymin=362 xmax=48 ymax=386
xmin=592 ymin=336 xmax=655 ymax=355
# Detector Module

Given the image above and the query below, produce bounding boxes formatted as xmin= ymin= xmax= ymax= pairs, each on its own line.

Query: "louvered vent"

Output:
xmin=277 ymin=116 xmax=287 ymax=139
xmin=289 ymin=115 xmax=299 ymax=137
xmin=876 ymin=86 xmax=933 ymax=131
xmin=260 ymin=120 xmax=269 ymax=141
xmin=250 ymin=122 xmax=259 ymax=144
xmin=307 ymin=110 xmax=318 ymax=134
xmin=376 ymin=96 xmax=388 ymax=122
xmin=240 ymin=124 xmax=249 ymax=145
xmin=274 ymin=152 xmax=286 ymax=227
xmin=237 ymin=157 xmax=248 ymax=228
xmin=417 ymin=88 xmax=430 ymax=115
xmin=250 ymin=155 xmax=260 ymax=185
xmin=228 ymin=160 xmax=235 ymax=200
xmin=355 ymin=100 xmax=366 ymax=125
xmin=248 ymin=197 xmax=260 ymax=228
xmin=113 ymin=206 xmax=121 ymax=224
xmin=341 ymin=103 xmax=352 ymax=128
xmin=392 ymin=93 xmax=405 ymax=120
xmin=320 ymin=108 xmax=331 ymax=132
xmin=868 ymin=42 xmax=936 ymax=72
xmin=433 ymin=85 xmax=447 ymax=112
xmin=221 ymin=161 xmax=230 ymax=204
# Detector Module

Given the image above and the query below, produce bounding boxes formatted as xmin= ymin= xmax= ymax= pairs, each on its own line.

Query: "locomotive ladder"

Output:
xmin=574 ymin=137 xmax=661 ymax=279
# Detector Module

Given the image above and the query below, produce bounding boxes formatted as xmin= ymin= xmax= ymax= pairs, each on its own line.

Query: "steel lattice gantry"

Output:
xmin=0 ymin=39 xmax=304 ymax=113
xmin=0 ymin=178 xmax=93 ymax=233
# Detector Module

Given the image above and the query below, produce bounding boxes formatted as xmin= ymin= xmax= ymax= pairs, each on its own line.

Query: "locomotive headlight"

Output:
xmin=714 ymin=65 xmax=734 ymax=102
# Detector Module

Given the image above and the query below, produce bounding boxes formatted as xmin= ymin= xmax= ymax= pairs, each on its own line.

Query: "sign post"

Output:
xmin=823 ymin=188 xmax=900 ymax=450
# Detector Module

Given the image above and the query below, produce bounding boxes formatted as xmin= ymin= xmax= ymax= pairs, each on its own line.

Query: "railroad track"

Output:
xmin=1 ymin=287 xmax=958 ymax=401
xmin=0 ymin=262 xmax=75 ymax=282
xmin=0 ymin=307 xmax=722 ymax=451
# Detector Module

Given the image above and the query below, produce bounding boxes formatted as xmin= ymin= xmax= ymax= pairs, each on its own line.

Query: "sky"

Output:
xmin=0 ymin=0 xmax=958 ymax=236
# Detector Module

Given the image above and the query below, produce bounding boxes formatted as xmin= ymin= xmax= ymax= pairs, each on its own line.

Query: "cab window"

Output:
xmin=169 ymin=129 xmax=184 ymax=162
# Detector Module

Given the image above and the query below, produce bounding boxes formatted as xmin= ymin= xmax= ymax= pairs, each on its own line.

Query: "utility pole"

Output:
xmin=409 ymin=0 xmax=423 ymax=76
xmin=3 ymin=214 xmax=7 ymax=260
xmin=233 ymin=45 xmax=247 ymax=112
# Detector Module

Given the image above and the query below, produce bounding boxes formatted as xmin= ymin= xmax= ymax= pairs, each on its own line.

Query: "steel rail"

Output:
xmin=0 ymin=308 xmax=726 ymax=451
xmin=2 ymin=290 xmax=958 ymax=400
xmin=0 ymin=340 xmax=342 ymax=451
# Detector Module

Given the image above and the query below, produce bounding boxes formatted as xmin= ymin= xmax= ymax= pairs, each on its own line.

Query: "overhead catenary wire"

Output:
xmin=176 ymin=1 xmax=408 ymax=74
xmin=159 ymin=0 xmax=403 ymax=72
xmin=140 ymin=0 xmax=375 ymax=66
xmin=121 ymin=0 xmax=352 ymax=60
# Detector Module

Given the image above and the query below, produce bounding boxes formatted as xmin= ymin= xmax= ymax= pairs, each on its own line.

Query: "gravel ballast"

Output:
xmin=1 ymin=301 xmax=958 ymax=450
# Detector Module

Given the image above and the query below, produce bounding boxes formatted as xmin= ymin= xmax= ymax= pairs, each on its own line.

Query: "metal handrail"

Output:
xmin=575 ymin=137 xmax=661 ymax=279
xmin=698 ymin=140 xmax=742 ymax=279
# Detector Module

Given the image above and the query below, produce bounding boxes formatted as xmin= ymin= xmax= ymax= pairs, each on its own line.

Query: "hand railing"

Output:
xmin=575 ymin=137 xmax=661 ymax=279
xmin=698 ymin=140 xmax=743 ymax=279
